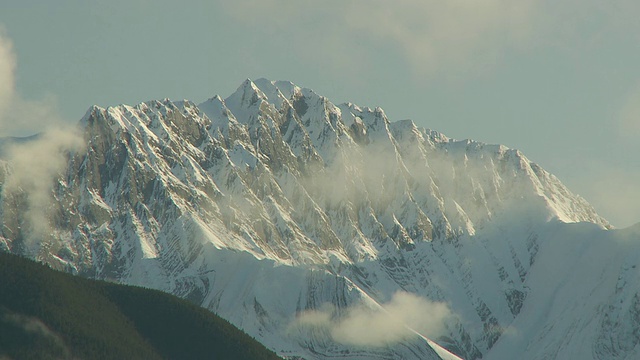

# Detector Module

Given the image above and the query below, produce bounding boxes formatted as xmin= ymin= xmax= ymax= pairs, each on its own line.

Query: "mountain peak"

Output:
xmin=253 ymin=78 xmax=291 ymax=109
xmin=1 ymin=78 xmax=622 ymax=360
xmin=223 ymin=78 xmax=271 ymax=123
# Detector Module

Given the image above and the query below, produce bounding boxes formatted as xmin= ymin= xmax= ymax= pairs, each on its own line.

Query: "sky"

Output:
xmin=0 ymin=0 xmax=638 ymax=228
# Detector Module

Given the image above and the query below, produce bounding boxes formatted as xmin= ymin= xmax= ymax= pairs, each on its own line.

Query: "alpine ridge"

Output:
xmin=1 ymin=78 xmax=637 ymax=360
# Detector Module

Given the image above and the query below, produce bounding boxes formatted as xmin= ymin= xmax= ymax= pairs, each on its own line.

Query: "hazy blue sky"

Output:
xmin=0 ymin=1 xmax=638 ymax=227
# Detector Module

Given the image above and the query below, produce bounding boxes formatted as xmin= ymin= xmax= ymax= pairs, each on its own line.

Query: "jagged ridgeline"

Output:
xmin=0 ymin=78 xmax=623 ymax=360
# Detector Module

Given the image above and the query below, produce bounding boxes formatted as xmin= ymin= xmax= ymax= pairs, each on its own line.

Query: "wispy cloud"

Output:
xmin=343 ymin=0 xmax=539 ymax=75
xmin=0 ymin=30 xmax=85 ymax=250
xmin=3 ymin=128 xmax=85 ymax=243
xmin=293 ymin=291 xmax=452 ymax=347
xmin=219 ymin=0 xmax=640 ymax=82
xmin=219 ymin=0 xmax=540 ymax=77
xmin=1 ymin=310 xmax=70 ymax=357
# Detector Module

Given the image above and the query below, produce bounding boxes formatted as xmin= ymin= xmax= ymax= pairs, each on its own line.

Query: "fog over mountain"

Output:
xmin=1 ymin=78 xmax=638 ymax=359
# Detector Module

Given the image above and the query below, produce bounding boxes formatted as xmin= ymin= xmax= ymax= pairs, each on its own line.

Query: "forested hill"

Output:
xmin=0 ymin=252 xmax=281 ymax=360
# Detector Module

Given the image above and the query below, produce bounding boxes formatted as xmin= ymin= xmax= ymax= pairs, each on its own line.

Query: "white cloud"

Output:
xmin=0 ymin=30 xmax=85 ymax=249
xmin=3 ymin=127 xmax=85 ymax=242
xmin=293 ymin=291 xmax=452 ymax=347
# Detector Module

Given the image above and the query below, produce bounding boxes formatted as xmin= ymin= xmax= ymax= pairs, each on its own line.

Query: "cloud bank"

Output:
xmin=293 ymin=291 xmax=452 ymax=347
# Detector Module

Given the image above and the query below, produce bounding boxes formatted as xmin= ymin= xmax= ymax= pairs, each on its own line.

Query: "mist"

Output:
xmin=0 ymin=31 xmax=85 ymax=250
xmin=0 ymin=309 xmax=70 ymax=357
xmin=293 ymin=291 xmax=452 ymax=347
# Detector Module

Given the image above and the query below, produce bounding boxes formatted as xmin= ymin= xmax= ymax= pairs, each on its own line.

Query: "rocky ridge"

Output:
xmin=1 ymin=78 xmax=634 ymax=360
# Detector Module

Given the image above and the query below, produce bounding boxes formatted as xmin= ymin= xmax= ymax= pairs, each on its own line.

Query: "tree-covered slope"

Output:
xmin=0 ymin=252 xmax=280 ymax=360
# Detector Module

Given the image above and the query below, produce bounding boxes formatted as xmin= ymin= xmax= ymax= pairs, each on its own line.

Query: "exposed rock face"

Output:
xmin=2 ymin=78 xmax=634 ymax=360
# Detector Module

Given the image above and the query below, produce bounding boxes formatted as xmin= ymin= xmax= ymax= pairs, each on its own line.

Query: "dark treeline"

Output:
xmin=0 ymin=252 xmax=281 ymax=360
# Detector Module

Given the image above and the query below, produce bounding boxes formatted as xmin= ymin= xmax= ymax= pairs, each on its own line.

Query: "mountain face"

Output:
xmin=0 ymin=78 xmax=636 ymax=359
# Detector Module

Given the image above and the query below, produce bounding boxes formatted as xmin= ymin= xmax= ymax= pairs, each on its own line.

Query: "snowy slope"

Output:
xmin=0 ymin=78 xmax=633 ymax=360
xmin=486 ymin=222 xmax=640 ymax=359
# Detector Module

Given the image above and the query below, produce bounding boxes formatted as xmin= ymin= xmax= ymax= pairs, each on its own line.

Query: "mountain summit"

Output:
xmin=1 ymin=79 xmax=637 ymax=360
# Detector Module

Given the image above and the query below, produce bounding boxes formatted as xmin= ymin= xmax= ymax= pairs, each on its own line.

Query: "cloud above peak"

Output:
xmin=343 ymin=0 xmax=538 ymax=74
xmin=219 ymin=0 xmax=640 ymax=81
xmin=220 ymin=0 xmax=540 ymax=77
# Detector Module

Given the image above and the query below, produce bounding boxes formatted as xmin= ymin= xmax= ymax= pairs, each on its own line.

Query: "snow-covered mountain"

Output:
xmin=0 ymin=78 xmax=637 ymax=359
